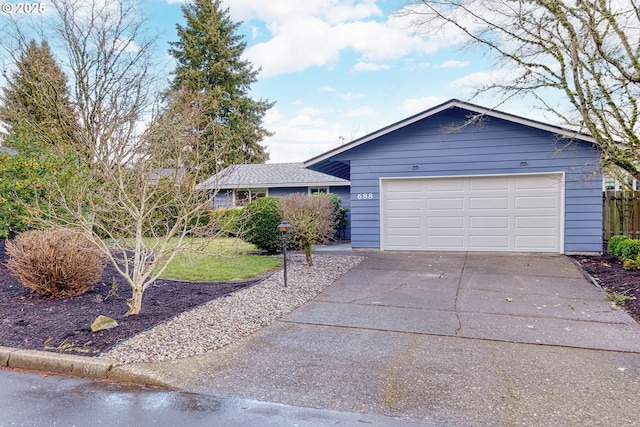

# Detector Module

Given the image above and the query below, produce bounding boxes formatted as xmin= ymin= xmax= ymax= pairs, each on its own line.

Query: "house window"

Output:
xmin=234 ymin=189 xmax=267 ymax=207
xmin=309 ymin=187 xmax=329 ymax=195
xmin=604 ymin=178 xmax=616 ymax=191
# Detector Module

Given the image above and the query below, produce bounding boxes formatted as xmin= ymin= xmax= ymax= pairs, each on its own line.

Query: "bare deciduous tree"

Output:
xmin=400 ymin=0 xmax=640 ymax=178
xmin=1 ymin=0 xmax=160 ymax=163
xmin=38 ymin=90 xmax=222 ymax=315
xmin=1 ymin=1 xmax=226 ymax=316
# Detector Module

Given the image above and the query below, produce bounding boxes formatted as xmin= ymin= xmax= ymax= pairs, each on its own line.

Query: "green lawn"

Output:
xmin=149 ymin=237 xmax=282 ymax=282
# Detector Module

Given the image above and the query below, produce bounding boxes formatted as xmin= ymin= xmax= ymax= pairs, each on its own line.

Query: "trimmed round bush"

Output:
xmin=617 ymin=239 xmax=640 ymax=260
xmin=607 ymin=235 xmax=631 ymax=256
xmin=6 ymin=229 xmax=107 ymax=297
xmin=240 ymin=197 xmax=283 ymax=254
xmin=210 ymin=208 xmax=243 ymax=237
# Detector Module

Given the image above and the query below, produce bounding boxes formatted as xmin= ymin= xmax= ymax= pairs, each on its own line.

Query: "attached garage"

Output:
xmin=305 ymin=99 xmax=603 ymax=254
xmin=381 ymin=173 xmax=563 ymax=252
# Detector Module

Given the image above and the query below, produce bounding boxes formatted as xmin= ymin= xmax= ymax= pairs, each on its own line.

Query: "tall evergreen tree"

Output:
xmin=167 ymin=0 xmax=273 ymax=170
xmin=0 ymin=40 xmax=79 ymax=152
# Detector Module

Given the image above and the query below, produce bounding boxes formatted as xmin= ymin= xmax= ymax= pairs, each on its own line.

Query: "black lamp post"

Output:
xmin=278 ymin=220 xmax=291 ymax=287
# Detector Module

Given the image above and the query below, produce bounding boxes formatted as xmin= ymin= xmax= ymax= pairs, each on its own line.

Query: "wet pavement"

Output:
xmin=0 ymin=368 xmax=431 ymax=426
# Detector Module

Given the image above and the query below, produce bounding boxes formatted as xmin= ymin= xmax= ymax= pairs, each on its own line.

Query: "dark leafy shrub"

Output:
xmin=618 ymin=239 xmax=640 ymax=260
xmin=6 ymin=229 xmax=107 ymax=297
xmin=607 ymin=235 xmax=630 ymax=256
xmin=210 ymin=208 xmax=243 ymax=237
xmin=327 ymin=193 xmax=349 ymax=239
xmin=240 ymin=197 xmax=283 ymax=254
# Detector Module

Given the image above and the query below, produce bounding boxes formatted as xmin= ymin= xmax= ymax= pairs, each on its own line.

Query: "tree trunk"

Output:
xmin=304 ymin=242 xmax=313 ymax=266
xmin=126 ymin=286 xmax=144 ymax=316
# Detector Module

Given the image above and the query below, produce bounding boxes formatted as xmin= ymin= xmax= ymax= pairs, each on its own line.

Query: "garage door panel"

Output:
xmin=515 ymin=216 xmax=557 ymax=228
xmin=515 ymin=196 xmax=558 ymax=209
xmin=516 ymin=175 xmax=560 ymax=189
xmin=427 ymin=180 xmax=464 ymax=192
xmin=387 ymin=236 xmax=423 ymax=247
xmin=427 ymin=216 xmax=464 ymax=228
xmin=426 ymin=235 xmax=465 ymax=248
xmin=470 ymin=216 xmax=509 ymax=228
xmin=427 ymin=198 xmax=464 ymax=210
xmin=469 ymin=235 xmax=510 ymax=249
xmin=382 ymin=174 xmax=563 ymax=252
xmin=515 ymin=235 xmax=558 ymax=249
xmin=470 ymin=197 xmax=509 ymax=209
xmin=470 ymin=177 xmax=510 ymax=191
xmin=387 ymin=217 xmax=422 ymax=228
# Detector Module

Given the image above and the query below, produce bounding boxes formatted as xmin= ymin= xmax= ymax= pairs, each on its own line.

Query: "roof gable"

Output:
xmin=197 ymin=162 xmax=350 ymax=190
xmin=304 ymin=99 xmax=596 ymax=180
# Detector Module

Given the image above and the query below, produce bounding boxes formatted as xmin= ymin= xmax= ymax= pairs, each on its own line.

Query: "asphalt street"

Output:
xmin=0 ymin=368 xmax=434 ymax=427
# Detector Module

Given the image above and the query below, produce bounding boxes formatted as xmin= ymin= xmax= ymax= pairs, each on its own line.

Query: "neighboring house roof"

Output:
xmin=304 ymin=98 xmax=597 ymax=180
xmin=197 ymin=162 xmax=350 ymax=190
xmin=0 ymin=146 xmax=17 ymax=156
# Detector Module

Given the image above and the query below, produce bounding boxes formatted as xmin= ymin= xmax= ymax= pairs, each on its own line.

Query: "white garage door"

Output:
xmin=381 ymin=173 xmax=564 ymax=252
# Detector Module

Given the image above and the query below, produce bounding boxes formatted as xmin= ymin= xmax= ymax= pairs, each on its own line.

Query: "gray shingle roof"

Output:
xmin=197 ymin=163 xmax=350 ymax=190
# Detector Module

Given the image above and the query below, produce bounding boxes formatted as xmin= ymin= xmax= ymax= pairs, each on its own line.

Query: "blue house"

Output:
xmin=305 ymin=99 xmax=602 ymax=254
xmin=198 ymin=163 xmax=351 ymax=236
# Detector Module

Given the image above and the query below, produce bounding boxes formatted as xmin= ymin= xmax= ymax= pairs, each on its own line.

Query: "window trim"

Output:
xmin=309 ymin=187 xmax=329 ymax=195
xmin=233 ymin=188 xmax=268 ymax=207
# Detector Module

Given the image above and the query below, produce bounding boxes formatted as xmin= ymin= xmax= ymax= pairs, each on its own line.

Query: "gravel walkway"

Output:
xmin=100 ymin=254 xmax=363 ymax=364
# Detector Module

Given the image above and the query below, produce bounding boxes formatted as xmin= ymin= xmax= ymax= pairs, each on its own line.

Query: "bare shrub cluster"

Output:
xmin=279 ymin=193 xmax=337 ymax=266
xmin=6 ymin=229 xmax=107 ymax=297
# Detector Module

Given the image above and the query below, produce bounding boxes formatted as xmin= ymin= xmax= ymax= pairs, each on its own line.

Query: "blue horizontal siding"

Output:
xmin=343 ymin=108 xmax=602 ymax=252
xmin=212 ymin=190 xmax=234 ymax=209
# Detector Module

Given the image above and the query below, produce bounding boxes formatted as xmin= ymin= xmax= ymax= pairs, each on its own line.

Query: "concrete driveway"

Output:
xmin=130 ymin=252 xmax=640 ymax=426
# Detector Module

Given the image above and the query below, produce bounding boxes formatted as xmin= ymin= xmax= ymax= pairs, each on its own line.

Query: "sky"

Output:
xmin=0 ymin=0 xmax=544 ymax=163
xmin=140 ymin=0 xmax=536 ymax=164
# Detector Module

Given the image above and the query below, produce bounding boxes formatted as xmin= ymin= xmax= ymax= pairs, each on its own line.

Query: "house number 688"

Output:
xmin=357 ymin=193 xmax=374 ymax=200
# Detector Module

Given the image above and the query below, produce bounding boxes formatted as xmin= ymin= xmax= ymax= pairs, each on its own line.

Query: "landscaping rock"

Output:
xmin=91 ymin=315 xmax=119 ymax=332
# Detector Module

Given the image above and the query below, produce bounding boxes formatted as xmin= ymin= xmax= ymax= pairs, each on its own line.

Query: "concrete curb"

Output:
xmin=0 ymin=345 xmax=172 ymax=388
xmin=570 ymin=257 xmax=603 ymax=289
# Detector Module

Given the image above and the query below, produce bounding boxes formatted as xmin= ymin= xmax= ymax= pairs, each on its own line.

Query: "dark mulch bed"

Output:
xmin=0 ymin=239 xmax=258 ymax=357
xmin=573 ymin=254 xmax=640 ymax=322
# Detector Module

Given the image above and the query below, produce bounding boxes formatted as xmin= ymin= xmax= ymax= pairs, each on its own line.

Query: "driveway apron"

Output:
xmin=126 ymin=252 xmax=640 ymax=426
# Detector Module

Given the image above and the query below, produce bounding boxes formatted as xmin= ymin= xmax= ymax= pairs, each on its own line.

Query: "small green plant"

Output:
xmin=608 ymin=235 xmax=631 ymax=257
xmin=618 ymin=239 xmax=640 ymax=260
xmin=607 ymin=291 xmax=637 ymax=306
xmin=623 ymin=258 xmax=638 ymax=270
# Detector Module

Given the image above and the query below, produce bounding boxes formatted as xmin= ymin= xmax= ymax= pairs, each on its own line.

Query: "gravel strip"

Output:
xmin=100 ymin=254 xmax=364 ymax=364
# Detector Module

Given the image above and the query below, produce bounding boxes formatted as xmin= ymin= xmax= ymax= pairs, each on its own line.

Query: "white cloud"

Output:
xmin=339 ymin=92 xmax=364 ymax=101
xmin=451 ymin=68 xmax=519 ymax=91
xmin=346 ymin=106 xmax=378 ymax=118
xmin=263 ymin=124 xmax=349 ymax=163
xmin=287 ymin=107 xmax=331 ymax=127
xmin=436 ymin=60 xmax=470 ymax=69
xmin=352 ymin=62 xmax=389 ymax=72
xmin=224 ymin=0 xmax=381 ymax=23
xmin=235 ymin=0 xmax=451 ymax=77
xmin=320 ymin=86 xmax=336 ymax=92
xmin=398 ymin=96 xmax=448 ymax=115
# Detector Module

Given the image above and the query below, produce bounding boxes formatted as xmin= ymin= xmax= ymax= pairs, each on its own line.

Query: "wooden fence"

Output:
xmin=603 ymin=191 xmax=640 ymax=240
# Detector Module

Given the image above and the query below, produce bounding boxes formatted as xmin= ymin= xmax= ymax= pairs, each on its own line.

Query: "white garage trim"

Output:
xmin=380 ymin=172 xmax=565 ymax=253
